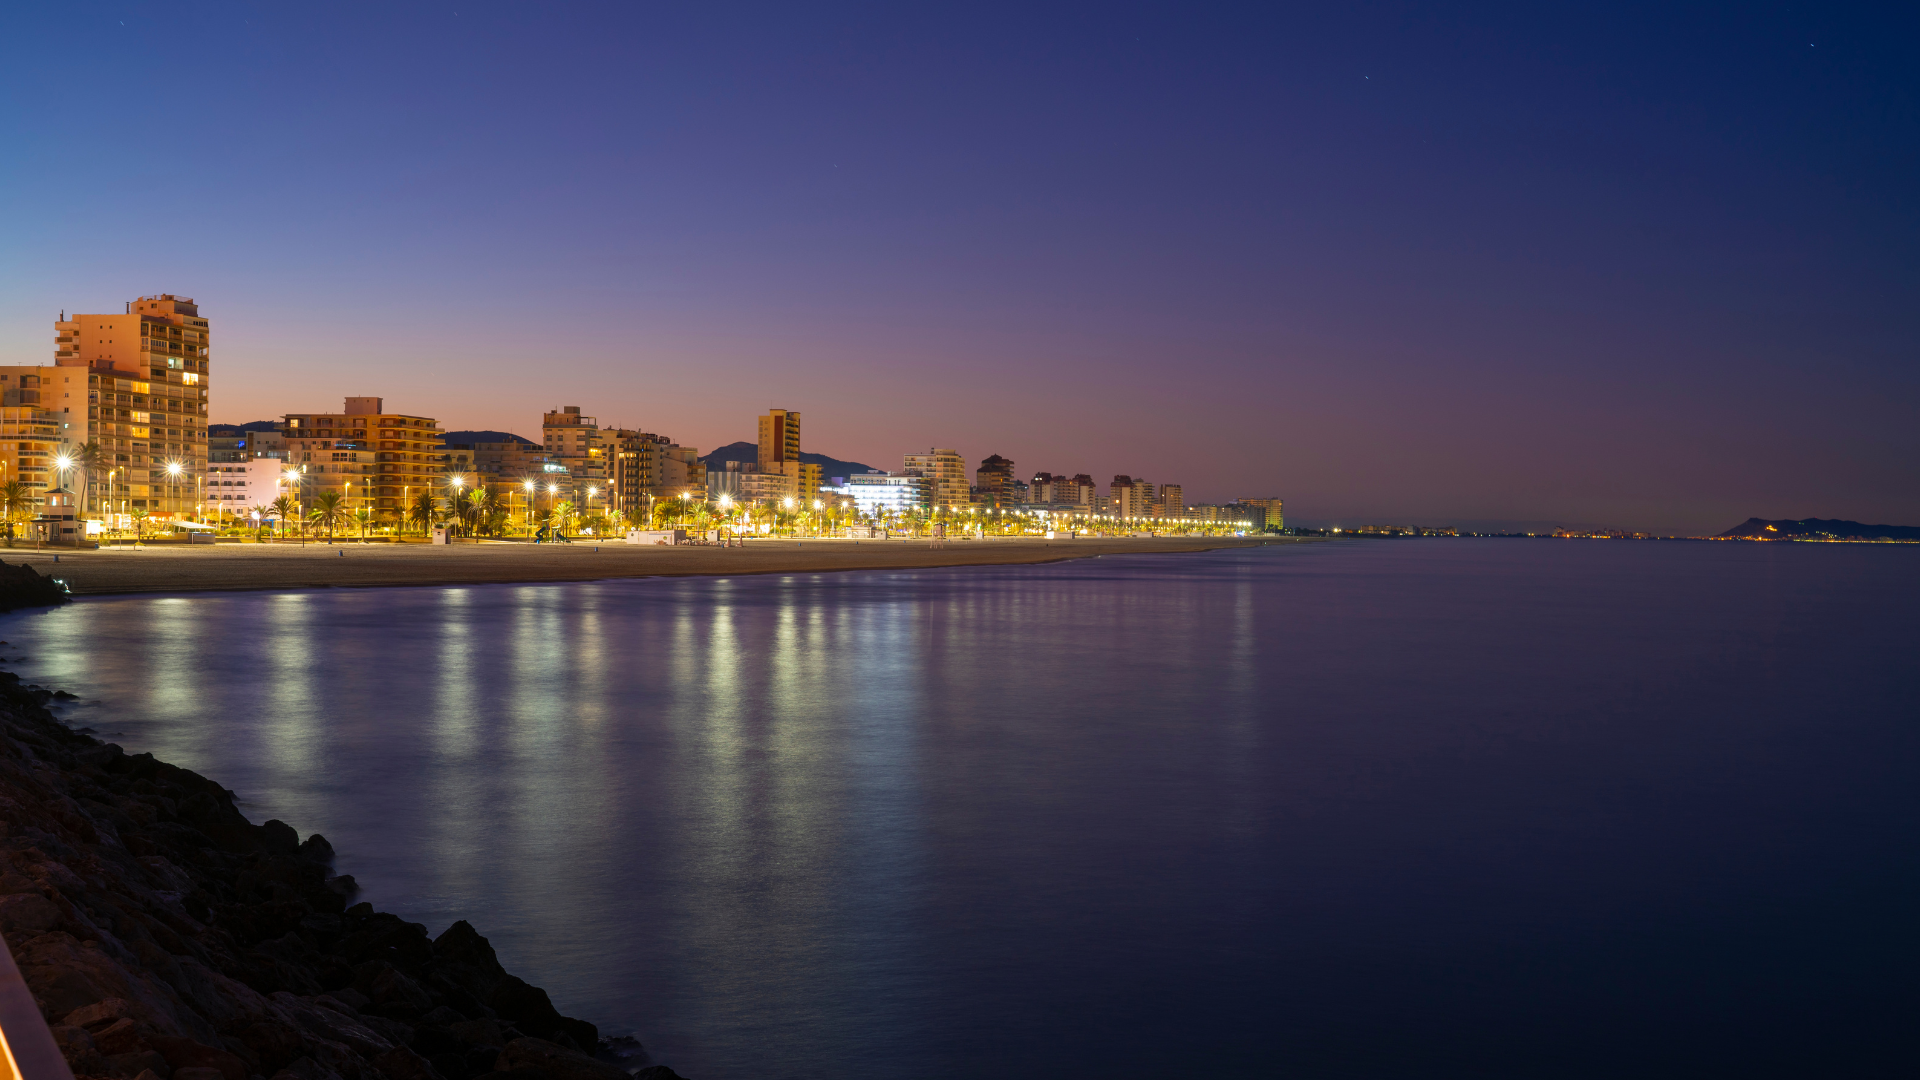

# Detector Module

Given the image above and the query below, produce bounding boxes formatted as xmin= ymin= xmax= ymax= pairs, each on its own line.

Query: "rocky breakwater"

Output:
xmin=0 ymin=560 xmax=68 ymax=613
xmin=0 ymin=672 xmax=685 ymax=1080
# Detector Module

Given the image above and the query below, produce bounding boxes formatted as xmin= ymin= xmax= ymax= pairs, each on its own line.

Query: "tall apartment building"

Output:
xmin=904 ymin=448 xmax=970 ymax=508
xmin=753 ymin=409 xmax=803 ymax=499
xmin=975 ymin=454 xmax=1016 ymax=506
xmin=543 ymin=406 xmax=605 ymax=499
xmin=282 ymin=398 xmax=443 ymax=515
xmin=603 ymin=430 xmax=707 ymax=521
xmin=1156 ymin=484 xmax=1184 ymax=517
xmin=1237 ymin=497 xmax=1285 ymax=529
xmin=1028 ymin=472 xmax=1097 ymax=508
xmin=1111 ymin=475 xmax=1156 ymax=519
xmin=22 ymin=294 xmax=211 ymax=519
xmin=0 ymin=408 xmax=62 ymax=503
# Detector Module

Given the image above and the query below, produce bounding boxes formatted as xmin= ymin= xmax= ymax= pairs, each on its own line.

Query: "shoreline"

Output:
xmin=0 ymin=536 xmax=1298 ymax=598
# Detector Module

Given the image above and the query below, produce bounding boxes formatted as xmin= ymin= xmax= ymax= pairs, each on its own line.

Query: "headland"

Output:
xmin=1 ymin=536 xmax=1295 ymax=597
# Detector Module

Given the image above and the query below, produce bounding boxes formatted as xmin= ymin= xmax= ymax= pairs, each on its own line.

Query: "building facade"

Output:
xmin=1111 ymin=475 xmax=1156 ymax=519
xmin=904 ymin=448 xmax=969 ymax=508
xmin=0 ymin=408 xmax=62 ymax=501
xmin=832 ymin=472 xmax=931 ymax=516
xmin=1237 ymin=498 xmax=1284 ymax=529
xmin=204 ymin=458 xmax=284 ymax=517
xmin=282 ymin=398 xmax=444 ymax=516
xmin=975 ymin=454 xmax=1016 ymax=507
xmin=48 ymin=293 xmax=211 ymax=520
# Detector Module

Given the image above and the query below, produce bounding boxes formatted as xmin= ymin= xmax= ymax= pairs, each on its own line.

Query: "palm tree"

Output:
xmin=0 ymin=481 xmax=33 ymax=546
xmin=268 ymin=495 xmax=298 ymax=540
xmin=308 ymin=490 xmax=348 ymax=541
xmin=132 ymin=508 xmax=151 ymax=542
xmin=551 ymin=500 xmax=576 ymax=539
xmin=71 ymin=442 xmax=107 ymax=519
xmin=353 ymin=507 xmax=375 ymax=541
xmin=466 ymin=487 xmax=493 ymax=537
xmin=408 ymin=490 xmax=436 ymax=538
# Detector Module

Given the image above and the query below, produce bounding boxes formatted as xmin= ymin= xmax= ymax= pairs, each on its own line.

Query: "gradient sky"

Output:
xmin=4 ymin=3 xmax=1915 ymax=532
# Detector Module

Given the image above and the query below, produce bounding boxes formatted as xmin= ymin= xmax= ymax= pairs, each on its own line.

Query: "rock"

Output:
xmin=632 ymin=1068 xmax=689 ymax=1080
xmin=0 ymin=890 xmax=63 ymax=932
xmin=106 ymin=1049 xmax=171 ymax=1077
xmin=448 ymin=1019 xmax=510 ymax=1048
xmin=373 ymin=1045 xmax=445 ymax=1080
xmin=493 ymin=1037 xmax=630 ymax=1080
xmin=173 ymin=1069 xmax=228 ymax=1080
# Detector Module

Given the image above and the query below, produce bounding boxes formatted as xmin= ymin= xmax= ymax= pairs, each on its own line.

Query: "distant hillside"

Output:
xmin=1719 ymin=517 xmax=1920 ymax=542
xmin=443 ymin=430 xmax=534 ymax=445
xmin=209 ymin=420 xmax=279 ymax=434
xmin=699 ymin=441 xmax=879 ymax=482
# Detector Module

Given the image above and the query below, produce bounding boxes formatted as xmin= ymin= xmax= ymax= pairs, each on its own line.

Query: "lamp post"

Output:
xmin=449 ymin=474 xmax=465 ymax=539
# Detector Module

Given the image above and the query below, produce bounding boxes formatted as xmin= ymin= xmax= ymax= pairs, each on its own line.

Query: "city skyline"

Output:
xmin=3 ymin=5 xmax=1915 ymax=533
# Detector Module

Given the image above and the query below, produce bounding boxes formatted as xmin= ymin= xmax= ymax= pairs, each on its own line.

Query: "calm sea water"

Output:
xmin=4 ymin=541 xmax=1917 ymax=1078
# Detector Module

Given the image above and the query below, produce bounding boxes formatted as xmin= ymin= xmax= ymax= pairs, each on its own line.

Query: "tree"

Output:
xmin=408 ymin=490 xmax=437 ymax=537
xmin=353 ymin=507 xmax=375 ymax=541
xmin=551 ymin=500 xmax=575 ymax=538
xmin=268 ymin=495 xmax=298 ymax=539
xmin=71 ymin=442 xmax=107 ymax=518
xmin=309 ymin=491 xmax=348 ymax=541
xmin=0 ymin=481 xmax=33 ymax=545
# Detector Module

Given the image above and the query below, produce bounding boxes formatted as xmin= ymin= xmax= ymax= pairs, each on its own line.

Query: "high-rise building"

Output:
xmin=605 ymin=430 xmax=705 ymax=522
xmin=904 ymin=448 xmax=969 ymax=508
xmin=282 ymin=398 xmax=444 ymax=517
xmin=30 ymin=294 xmax=211 ymax=520
xmin=831 ymin=472 xmax=931 ymax=516
xmin=1157 ymin=484 xmax=1184 ymax=517
xmin=975 ymin=454 xmax=1016 ymax=506
xmin=0 ymin=407 xmax=62 ymax=504
xmin=1237 ymin=498 xmax=1284 ymax=529
xmin=754 ymin=409 xmax=803 ymax=499
xmin=543 ymin=406 xmax=605 ymax=500
xmin=1111 ymin=475 xmax=1156 ymax=519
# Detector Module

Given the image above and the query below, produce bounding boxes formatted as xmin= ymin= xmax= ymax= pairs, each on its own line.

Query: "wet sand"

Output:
xmin=0 ymin=536 xmax=1298 ymax=596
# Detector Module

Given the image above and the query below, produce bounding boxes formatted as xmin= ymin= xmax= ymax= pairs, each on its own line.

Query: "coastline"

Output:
xmin=0 ymin=664 xmax=682 ymax=1080
xmin=0 ymin=536 xmax=1297 ymax=598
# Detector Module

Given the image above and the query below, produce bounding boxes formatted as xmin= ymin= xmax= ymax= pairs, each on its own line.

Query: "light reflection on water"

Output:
xmin=5 ymin=542 xmax=1919 ymax=1079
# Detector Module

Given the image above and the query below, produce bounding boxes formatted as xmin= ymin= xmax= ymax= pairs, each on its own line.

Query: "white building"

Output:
xmin=831 ymin=472 xmax=931 ymax=516
xmin=205 ymin=458 xmax=284 ymax=516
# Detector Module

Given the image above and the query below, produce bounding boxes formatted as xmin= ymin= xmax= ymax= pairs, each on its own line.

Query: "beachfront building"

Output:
xmin=1157 ymin=484 xmax=1184 ymax=517
xmin=606 ymin=431 xmax=706 ymax=522
xmin=904 ymin=448 xmax=969 ymax=509
xmin=282 ymin=398 xmax=443 ymax=517
xmin=0 ymin=407 xmax=62 ymax=501
xmin=42 ymin=293 xmax=212 ymax=521
xmin=752 ymin=408 xmax=803 ymax=500
xmin=975 ymin=454 xmax=1016 ymax=507
xmin=1237 ymin=497 xmax=1284 ymax=529
xmin=1111 ymin=476 xmax=1156 ymax=520
xmin=831 ymin=472 xmax=931 ymax=517
xmin=542 ymin=406 xmax=605 ymax=502
xmin=204 ymin=458 xmax=284 ymax=520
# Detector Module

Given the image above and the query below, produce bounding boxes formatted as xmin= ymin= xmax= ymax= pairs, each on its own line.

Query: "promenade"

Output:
xmin=0 ymin=535 xmax=1295 ymax=596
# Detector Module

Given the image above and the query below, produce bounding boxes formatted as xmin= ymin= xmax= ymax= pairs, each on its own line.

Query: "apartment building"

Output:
xmin=606 ymin=431 xmax=706 ymax=521
xmin=543 ymin=407 xmax=605 ymax=500
xmin=1111 ymin=475 xmax=1156 ymax=519
xmin=44 ymin=293 xmax=211 ymax=519
xmin=904 ymin=448 xmax=969 ymax=508
xmin=204 ymin=459 xmax=284 ymax=516
xmin=975 ymin=454 xmax=1016 ymax=507
xmin=1156 ymin=484 xmax=1184 ymax=517
xmin=832 ymin=472 xmax=931 ymax=516
xmin=1028 ymin=472 xmax=1097 ymax=508
xmin=282 ymin=398 xmax=443 ymax=515
xmin=753 ymin=409 xmax=803 ymax=499
xmin=0 ymin=408 xmax=63 ymax=499
xmin=1237 ymin=497 xmax=1285 ymax=529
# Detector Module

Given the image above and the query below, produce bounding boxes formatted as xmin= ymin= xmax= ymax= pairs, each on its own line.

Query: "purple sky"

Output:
xmin=4 ymin=3 xmax=1915 ymax=533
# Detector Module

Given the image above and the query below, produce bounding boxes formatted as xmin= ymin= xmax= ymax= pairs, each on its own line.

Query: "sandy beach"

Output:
xmin=0 ymin=535 xmax=1297 ymax=596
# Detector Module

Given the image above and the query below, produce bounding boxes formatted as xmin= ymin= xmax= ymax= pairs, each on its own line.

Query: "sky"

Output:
xmin=2 ymin=2 xmax=1915 ymax=533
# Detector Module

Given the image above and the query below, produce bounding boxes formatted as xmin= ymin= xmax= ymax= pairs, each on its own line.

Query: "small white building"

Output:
xmin=205 ymin=458 xmax=285 ymax=515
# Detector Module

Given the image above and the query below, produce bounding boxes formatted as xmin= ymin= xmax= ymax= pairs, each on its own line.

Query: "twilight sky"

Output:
xmin=3 ymin=2 xmax=1915 ymax=532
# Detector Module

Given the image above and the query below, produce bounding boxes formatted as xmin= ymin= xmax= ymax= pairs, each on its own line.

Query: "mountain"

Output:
xmin=443 ymin=430 xmax=535 ymax=445
xmin=1718 ymin=517 xmax=1920 ymax=542
xmin=208 ymin=420 xmax=280 ymax=434
xmin=699 ymin=441 xmax=879 ymax=482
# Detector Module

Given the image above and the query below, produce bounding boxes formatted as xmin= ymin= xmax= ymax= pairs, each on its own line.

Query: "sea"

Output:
xmin=3 ymin=539 xmax=1916 ymax=1079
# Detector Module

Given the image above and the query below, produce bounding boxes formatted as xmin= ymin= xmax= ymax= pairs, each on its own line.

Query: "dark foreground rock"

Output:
xmin=0 ymin=670 xmax=689 ymax=1080
xmin=0 ymin=560 xmax=69 ymax=613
